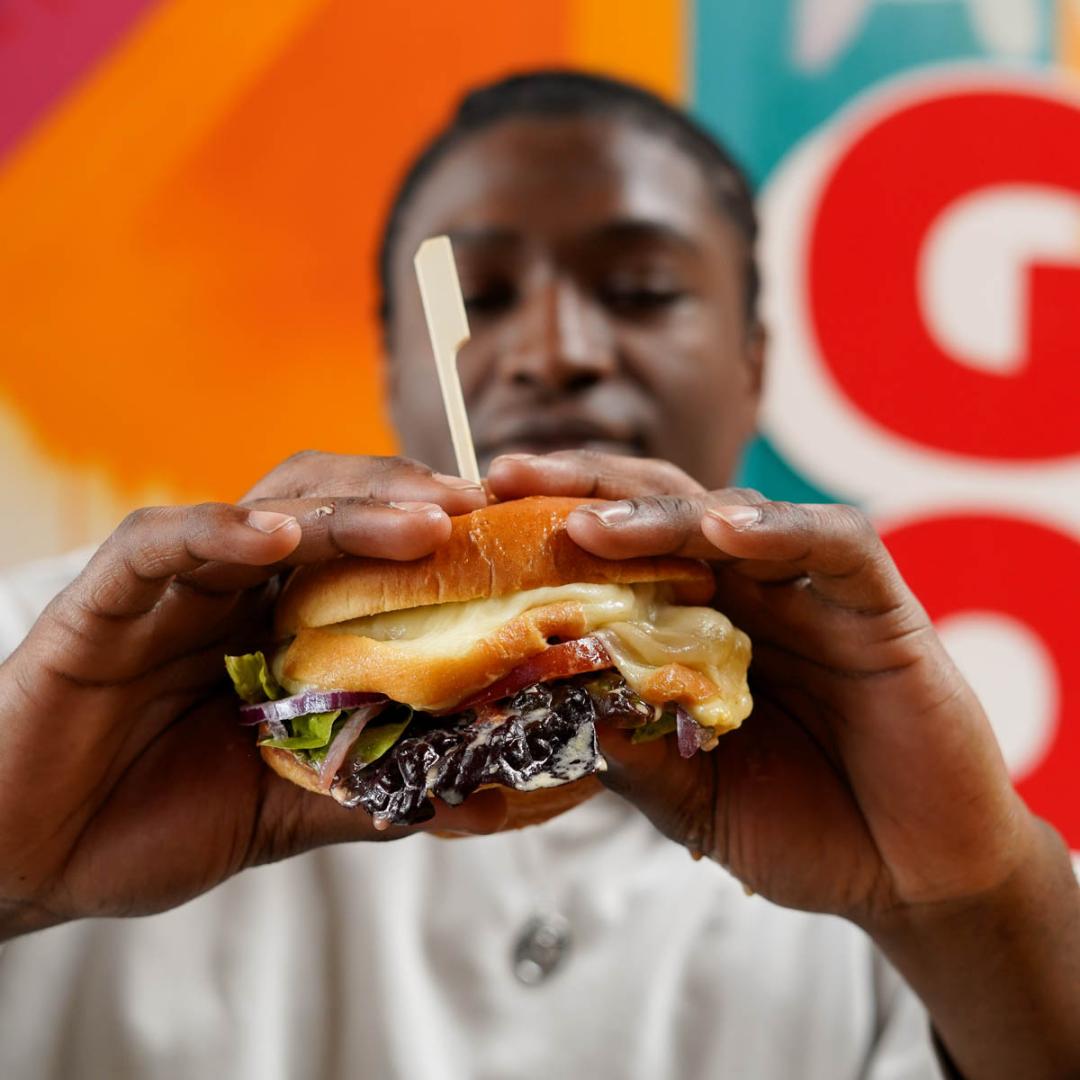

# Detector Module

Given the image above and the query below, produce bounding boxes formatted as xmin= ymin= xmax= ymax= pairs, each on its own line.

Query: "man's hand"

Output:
xmin=0 ymin=454 xmax=505 ymax=942
xmin=491 ymin=450 xmax=1024 ymax=914
xmin=489 ymin=450 xmax=1080 ymax=1078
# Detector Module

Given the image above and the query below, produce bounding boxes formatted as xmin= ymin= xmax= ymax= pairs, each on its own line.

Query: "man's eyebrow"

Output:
xmin=445 ymin=226 xmax=521 ymax=249
xmin=584 ymin=218 xmax=701 ymax=253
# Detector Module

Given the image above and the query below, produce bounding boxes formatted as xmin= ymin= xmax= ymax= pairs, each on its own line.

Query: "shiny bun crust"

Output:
xmin=258 ymin=739 xmax=602 ymax=830
xmin=275 ymin=496 xmax=715 ymax=636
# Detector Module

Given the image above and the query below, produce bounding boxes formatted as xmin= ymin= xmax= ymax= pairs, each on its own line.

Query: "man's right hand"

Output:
xmin=0 ymin=453 xmax=505 ymax=942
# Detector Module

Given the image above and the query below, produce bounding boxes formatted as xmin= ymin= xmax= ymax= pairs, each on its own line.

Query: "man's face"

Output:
xmin=387 ymin=116 xmax=763 ymax=490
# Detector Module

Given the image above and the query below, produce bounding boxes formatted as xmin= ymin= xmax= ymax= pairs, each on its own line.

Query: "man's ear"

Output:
xmin=381 ymin=320 xmax=403 ymax=418
xmin=384 ymin=346 xmax=399 ymax=394
xmin=742 ymin=319 xmax=767 ymax=437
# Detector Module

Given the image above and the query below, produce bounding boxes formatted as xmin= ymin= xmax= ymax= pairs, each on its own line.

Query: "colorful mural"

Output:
xmin=2 ymin=1 xmax=1077 ymax=843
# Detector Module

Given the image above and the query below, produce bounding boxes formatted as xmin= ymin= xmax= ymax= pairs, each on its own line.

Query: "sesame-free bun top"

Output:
xmin=275 ymin=496 xmax=715 ymax=636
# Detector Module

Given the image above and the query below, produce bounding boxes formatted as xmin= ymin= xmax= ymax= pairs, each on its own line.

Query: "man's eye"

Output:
xmin=463 ymin=283 xmax=517 ymax=316
xmin=598 ymin=285 xmax=685 ymax=314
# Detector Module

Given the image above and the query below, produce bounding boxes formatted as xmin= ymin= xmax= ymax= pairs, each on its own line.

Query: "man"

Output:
xmin=0 ymin=71 xmax=1076 ymax=1079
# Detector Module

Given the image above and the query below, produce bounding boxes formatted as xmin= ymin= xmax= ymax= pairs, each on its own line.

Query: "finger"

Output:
xmin=566 ymin=490 xmax=765 ymax=560
xmin=23 ymin=505 xmax=299 ymax=685
xmin=241 ymin=452 xmax=485 ymax=514
xmin=486 ymin=450 xmax=705 ymax=501
xmin=271 ymin=784 xmax=510 ymax=850
xmin=66 ymin=505 xmax=301 ymax=623
xmin=253 ymin=498 xmax=451 ymax=562
xmin=182 ymin=498 xmax=452 ymax=593
xmin=593 ymin=725 xmax=720 ymax=857
xmin=38 ymin=499 xmax=457 ymax=684
xmin=701 ymin=501 xmax=905 ymax=613
xmin=419 ymin=788 xmax=510 ymax=836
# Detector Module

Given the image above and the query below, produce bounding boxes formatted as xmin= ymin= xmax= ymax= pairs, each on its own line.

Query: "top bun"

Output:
xmin=275 ymin=496 xmax=714 ymax=636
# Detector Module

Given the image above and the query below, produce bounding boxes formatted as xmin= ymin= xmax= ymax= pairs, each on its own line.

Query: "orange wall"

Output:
xmin=0 ymin=0 xmax=681 ymax=564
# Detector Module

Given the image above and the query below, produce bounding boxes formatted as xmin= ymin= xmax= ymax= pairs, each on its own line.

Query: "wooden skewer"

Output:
xmin=413 ymin=236 xmax=480 ymax=484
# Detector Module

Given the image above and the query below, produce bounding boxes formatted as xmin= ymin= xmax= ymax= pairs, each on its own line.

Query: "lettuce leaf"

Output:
xmin=227 ymin=650 xmax=410 ymax=766
xmin=225 ymin=652 xmax=282 ymax=705
xmin=261 ymin=710 xmax=342 ymax=751
xmin=350 ymin=716 xmax=412 ymax=767
xmin=272 ymin=713 xmax=412 ymax=765
xmin=630 ymin=708 xmax=677 ymax=744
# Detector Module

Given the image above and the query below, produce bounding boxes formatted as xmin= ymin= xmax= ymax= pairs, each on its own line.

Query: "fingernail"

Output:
xmin=433 ymin=473 xmax=483 ymax=491
xmin=246 ymin=510 xmax=296 ymax=533
xmin=491 ymin=453 xmax=535 ymax=463
xmin=388 ymin=501 xmax=443 ymax=514
xmin=706 ymin=504 xmax=761 ymax=529
xmin=577 ymin=501 xmax=635 ymax=526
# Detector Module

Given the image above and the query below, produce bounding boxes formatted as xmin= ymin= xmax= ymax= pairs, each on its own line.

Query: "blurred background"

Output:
xmin=1 ymin=0 xmax=1077 ymax=847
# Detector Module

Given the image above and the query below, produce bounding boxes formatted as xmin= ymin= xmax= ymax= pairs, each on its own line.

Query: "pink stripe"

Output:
xmin=0 ymin=0 xmax=160 ymax=161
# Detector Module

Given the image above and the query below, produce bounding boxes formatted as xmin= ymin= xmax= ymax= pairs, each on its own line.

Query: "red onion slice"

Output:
xmin=260 ymin=717 xmax=289 ymax=742
xmin=676 ymin=705 xmax=708 ymax=759
xmin=317 ymin=702 xmax=386 ymax=790
xmin=239 ymin=689 xmax=385 ymax=726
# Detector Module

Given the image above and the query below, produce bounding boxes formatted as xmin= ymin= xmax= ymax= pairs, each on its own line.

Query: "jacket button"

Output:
xmin=512 ymin=913 xmax=572 ymax=984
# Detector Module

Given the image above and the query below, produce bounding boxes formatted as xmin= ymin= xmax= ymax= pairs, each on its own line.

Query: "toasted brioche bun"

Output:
xmin=265 ymin=496 xmax=713 ymax=829
xmin=496 ymin=775 xmax=604 ymax=829
xmin=275 ymin=496 xmax=714 ymax=635
xmin=260 ymin=740 xmax=326 ymax=796
xmin=275 ymin=497 xmax=715 ymax=712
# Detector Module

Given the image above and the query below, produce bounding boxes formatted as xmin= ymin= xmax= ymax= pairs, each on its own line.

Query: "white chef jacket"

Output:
xmin=0 ymin=551 xmax=945 ymax=1080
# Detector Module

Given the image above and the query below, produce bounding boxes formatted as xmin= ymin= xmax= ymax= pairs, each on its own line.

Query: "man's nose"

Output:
xmin=497 ymin=278 xmax=616 ymax=392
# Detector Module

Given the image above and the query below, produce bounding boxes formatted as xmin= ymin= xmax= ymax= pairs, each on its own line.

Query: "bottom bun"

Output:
xmin=494 ymin=775 xmax=603 ymax=831
xmin=259 ymin=743 xmax=602 ymax=830
xmin=260 ymin=743 xmax=326 ymax=795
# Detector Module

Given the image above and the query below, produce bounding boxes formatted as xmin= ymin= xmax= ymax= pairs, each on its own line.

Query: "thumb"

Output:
xmin=596 ymin=725 xmax=718 ymax=857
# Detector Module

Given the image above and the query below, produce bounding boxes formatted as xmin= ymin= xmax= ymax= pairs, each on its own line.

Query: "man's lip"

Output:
xmin=481 ymin=436 xmax=645 ymax=462
xmin=476 ymin=418 xmax=648 ymax=462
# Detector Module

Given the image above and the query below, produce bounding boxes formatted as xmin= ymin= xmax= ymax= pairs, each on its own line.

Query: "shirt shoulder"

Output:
xmin=0 ymin=547 xmax=95 ymax=660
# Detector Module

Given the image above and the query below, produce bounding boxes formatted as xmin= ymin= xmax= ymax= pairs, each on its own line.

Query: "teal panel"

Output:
xmin=691 ymin=0 xmax=1054 ymax=504
xmin=736 ymin=434 xmax=839 ymax=503
xmin=692 ymin=0 xmax=1053 ymax=186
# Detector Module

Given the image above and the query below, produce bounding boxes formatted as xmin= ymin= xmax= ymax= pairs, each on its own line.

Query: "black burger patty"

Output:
xmin=331 ymin=675 xmax=656 ymax=825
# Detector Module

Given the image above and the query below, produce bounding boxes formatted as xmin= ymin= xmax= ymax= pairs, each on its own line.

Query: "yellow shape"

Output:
xmin=568 ymin=0 xmax=685 ymax=102
xmin=0 ymin=0 xmax=347 ymax=510
xmin=1062 ymin=0 xmax=1080 ymax=72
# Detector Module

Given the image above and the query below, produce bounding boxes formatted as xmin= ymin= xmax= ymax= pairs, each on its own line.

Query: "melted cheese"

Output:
xmin=335 ymin=583 xmax=637 ymax=653
xmin=595 ymin=606 xmax=752 ymax=731
xmin=329 ymin=582 xmax=752 ymax=732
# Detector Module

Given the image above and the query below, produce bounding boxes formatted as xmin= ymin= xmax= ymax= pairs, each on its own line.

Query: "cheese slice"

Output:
xmin=326 ymin=582 xmax=752 ymax=732
xmin=334 ymin=583 xmax=636 ymax=652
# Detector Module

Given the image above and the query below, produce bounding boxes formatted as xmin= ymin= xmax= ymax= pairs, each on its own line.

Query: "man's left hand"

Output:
xmin=489 ymin=449 xmax=1027 ymax=918
xmin=488 ymin=450 xmax=1080 ymax=1080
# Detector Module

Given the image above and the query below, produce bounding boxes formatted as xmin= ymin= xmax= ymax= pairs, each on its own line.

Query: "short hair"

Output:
xmin=377 ymin=68 xmax=760 ymax=326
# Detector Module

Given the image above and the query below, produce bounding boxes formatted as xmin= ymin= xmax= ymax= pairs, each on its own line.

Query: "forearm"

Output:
xmin=868 ymin=815 xmax=1080 ymax=1079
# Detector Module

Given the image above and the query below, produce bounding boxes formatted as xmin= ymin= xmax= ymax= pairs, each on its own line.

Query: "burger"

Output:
xmin=226 ymin=497 xmax=752 ymax=829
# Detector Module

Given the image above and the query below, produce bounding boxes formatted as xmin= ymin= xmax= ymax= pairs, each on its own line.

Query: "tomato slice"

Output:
xmin=453 ymin=637 xmax=612 ymax=714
